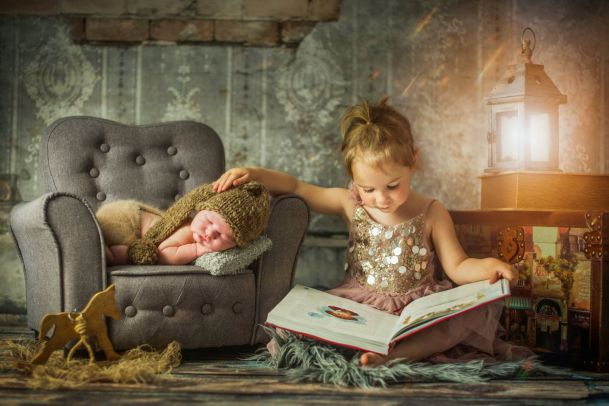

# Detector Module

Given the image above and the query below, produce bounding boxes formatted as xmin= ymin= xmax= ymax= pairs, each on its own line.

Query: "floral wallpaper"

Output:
xmin=1 ymin=0 xmax=608 ymax=311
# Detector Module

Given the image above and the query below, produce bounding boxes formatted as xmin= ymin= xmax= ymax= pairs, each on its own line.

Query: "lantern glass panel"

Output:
xmin=497 ymin=110 xmax=520 ymax=162
xmin=528 ymin=112 xmax=550 ymax=162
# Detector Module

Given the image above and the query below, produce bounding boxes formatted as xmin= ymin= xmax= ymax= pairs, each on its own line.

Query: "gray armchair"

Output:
xmin=9 ymin=116 xmax=309 ymax=350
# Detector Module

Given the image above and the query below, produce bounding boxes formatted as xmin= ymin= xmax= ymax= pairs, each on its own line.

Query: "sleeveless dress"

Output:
xmin=327 ymin=202 xmax=534 ymax=361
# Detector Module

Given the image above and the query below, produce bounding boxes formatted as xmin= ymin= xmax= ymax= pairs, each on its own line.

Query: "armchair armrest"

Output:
xmin=251 ymin=194 xmax=310 ymax=344
xmin=9 ymin=193 xmax=106 ymax=331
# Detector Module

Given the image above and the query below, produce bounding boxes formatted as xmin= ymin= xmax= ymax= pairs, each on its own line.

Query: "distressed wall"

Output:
xmin=1 ymin=0 xmax=608 ymax=314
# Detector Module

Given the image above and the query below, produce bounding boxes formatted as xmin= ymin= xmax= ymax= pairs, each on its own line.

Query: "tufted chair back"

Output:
xmin=41 ymin=117 xmax=225 ymax=211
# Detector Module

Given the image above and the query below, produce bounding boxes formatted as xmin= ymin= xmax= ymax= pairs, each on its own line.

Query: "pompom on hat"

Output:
xmin=127 ymin=181 xmax=270 ymax=265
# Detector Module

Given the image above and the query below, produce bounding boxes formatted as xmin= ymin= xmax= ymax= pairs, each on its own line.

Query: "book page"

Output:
xmin=395 ymin=279 xmax=509 ymax=335
xmin=267 ymin=285 xmax=398 ymax=344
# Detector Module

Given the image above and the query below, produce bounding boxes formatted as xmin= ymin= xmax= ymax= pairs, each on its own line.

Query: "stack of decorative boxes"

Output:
xmin=449 ymin=210 xmax=608 ymax=371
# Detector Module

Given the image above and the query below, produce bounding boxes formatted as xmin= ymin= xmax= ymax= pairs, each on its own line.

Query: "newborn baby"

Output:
xmin=98 ymin=204 xmax=236 ymax=265
xmin=96 ymin=181 xmax=270 ymax=266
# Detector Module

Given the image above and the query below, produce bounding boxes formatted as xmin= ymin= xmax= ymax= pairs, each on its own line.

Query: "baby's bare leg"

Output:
xmin=106 ymin=245 xmax=129 ymax=265
xmin=140 ymin=211 xmax=162 ymax=234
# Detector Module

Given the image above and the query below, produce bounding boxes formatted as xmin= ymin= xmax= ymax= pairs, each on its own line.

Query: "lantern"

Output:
xmin=485 ymin=28 xmax=567 ymax=172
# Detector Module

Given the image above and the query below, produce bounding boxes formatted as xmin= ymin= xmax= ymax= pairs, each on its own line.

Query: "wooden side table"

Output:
xmin=480 ymin=171 xmax=609 ymax=211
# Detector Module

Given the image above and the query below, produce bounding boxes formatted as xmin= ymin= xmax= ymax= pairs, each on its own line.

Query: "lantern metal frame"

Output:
xmin=485 ymin=27 xmax=567 ymax=173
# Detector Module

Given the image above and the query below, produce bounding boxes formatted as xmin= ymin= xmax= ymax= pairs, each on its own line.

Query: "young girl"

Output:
xmin=213 ymin=98 xmax=533 ymax=366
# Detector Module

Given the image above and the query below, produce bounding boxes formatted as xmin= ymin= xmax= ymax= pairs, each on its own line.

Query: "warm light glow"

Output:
xmin=477 ymin=45 xmax=505 ymax=83
xmin=497 ymin=111 xmax=521 ymax=162
xmin=401 ymin=71 xmax=421 ymax=97
xmin=411 ymin=6 xmax=438 ymax=38
xmin=529 ymin=113 xmax=550 ymax=162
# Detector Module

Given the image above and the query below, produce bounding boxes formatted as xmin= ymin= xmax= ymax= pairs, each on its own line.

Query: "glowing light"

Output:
xmin=438 ymin=76 xmax=449 ymax=87
xmin=401 ymin=71 xmax=421 ymax=97
xmin=529 ymin=113 xmax=550 ymax=162
xmin=497 ymin=111 xmax=521 ymax=162
xmin=412 ymin=6 xmax=438 ymax=38
xmin=477 ymin=45 xmax=505 ymax=83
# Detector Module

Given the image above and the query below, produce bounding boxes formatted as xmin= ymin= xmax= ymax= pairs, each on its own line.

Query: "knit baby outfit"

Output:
xmin=127 ymin=181 xmax=270 ymax=265
xmin=93 ymin=182 xmax=270 ymax=265
xmin=96 ymin=200 xmax=164 ymax=246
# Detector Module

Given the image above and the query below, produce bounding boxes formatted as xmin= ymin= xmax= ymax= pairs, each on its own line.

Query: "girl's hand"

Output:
xmin=484 ymin=257 xmax=517 ymax=284
xmin=213 ymin=168 xmax=252 ymax=192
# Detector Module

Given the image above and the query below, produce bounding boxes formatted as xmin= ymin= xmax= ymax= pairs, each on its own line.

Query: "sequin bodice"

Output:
xmin=346 ymin=205 xmax=435 ymax=294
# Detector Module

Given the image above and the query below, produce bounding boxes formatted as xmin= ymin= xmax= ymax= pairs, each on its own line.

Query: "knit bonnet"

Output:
xmin=200 ymin=182 xmax=270 ymax=247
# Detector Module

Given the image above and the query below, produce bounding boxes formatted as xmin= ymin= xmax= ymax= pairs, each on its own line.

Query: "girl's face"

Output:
xmin=191 ymin=210 xmax=236 ymax=252
xmin=351 ymin=159 xmax=414 ymax=214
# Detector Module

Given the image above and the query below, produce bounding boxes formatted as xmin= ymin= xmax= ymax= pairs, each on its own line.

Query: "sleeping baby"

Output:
xmin=96 ymin=182 xmax=270 ymax=265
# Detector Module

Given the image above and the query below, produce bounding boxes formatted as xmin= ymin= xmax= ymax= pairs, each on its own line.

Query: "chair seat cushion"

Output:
xmin=192 ymin=236 xmax=272 ymax=275
xmin=108 ymin=265 xmax=255 ymax=349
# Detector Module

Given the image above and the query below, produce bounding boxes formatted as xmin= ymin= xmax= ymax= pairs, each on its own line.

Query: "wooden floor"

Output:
xmin=1 ymin=323 xmax=608 ymax=405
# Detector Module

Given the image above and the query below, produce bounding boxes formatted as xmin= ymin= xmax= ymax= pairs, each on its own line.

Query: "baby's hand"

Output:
xmin=484 ymin=257 xmax=516 ymax=284
xmin=213 ymin=168 xmax=251 ymax=192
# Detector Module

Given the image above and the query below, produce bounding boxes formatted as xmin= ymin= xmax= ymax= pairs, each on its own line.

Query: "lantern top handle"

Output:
xmin=520 ymin=27 xmax=536 ymax=63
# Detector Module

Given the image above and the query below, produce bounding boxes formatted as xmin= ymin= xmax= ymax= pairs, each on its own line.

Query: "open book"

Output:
xmin=266 ymin=279 xmax=510 ymax=355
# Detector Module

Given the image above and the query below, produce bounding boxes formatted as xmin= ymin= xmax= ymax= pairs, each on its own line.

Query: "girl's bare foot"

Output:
xmin=360 ymin=352 xmax=388 ymax=367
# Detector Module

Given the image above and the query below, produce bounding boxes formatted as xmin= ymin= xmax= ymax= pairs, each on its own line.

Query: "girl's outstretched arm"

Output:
xmin=213 ymin=167 xmax=352 ymax=219
xmin=428 ymin=202 xmax=516 ymax=285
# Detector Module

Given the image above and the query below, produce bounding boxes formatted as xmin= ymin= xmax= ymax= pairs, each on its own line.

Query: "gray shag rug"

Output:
xmin=248 ymin=326 xmax=576 ymax=388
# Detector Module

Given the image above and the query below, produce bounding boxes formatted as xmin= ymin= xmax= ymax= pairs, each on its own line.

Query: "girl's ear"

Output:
xmin=412 ymin=149 xmax=420 ymax=170
xmin=348 ymin=181 xmax=363 ymax=205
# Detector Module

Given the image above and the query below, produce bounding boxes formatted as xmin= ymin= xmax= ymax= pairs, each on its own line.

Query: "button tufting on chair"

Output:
xmin=89 ymin=168 xmax=99 ymax=178
xmin=96 ymin=191 xmax=106 ymax=201
xmin=100 ymin=143 xmax=110 ymax=153
xmin=135 ymin=155 xmax=146 ymax=165
xmin=201 ymin=303 xmax=213 ymax=315
xmin=179 ymin=169 xmax=189 ymax=180
xmin=232 ymin=302 xmax=243 ymax=314
xmin=125 ymin=305 xmax=137 ymax=317
xmin=162 ymin=305 xmax=175 ymax=317
xmin=167 ymin=146 xmax=177 ymax=156
xmin=174 ymin=193 xmax=181 ymax=201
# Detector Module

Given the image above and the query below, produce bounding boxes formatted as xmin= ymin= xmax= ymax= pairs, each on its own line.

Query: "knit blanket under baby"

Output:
xmin=193 ymin=236 xmax=272 ymax=275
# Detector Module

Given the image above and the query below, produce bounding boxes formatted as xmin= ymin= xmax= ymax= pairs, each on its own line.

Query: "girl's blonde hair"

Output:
xmin=340 ymin=97 xmax=416 ymax=178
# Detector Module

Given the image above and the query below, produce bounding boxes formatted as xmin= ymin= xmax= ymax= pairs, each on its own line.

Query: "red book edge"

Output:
xmin=265 ymin=322 xmax=389 ymax=354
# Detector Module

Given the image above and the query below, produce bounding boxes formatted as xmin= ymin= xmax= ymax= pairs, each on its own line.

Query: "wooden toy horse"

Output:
xmin=32 ymin=284 xmax=121 ymax=364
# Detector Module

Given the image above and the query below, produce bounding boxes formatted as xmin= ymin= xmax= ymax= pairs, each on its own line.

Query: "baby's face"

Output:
xmin=191 ymin=210 xmax=236 ymax=252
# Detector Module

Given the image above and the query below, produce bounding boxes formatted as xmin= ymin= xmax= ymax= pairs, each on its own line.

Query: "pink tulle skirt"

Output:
xmin=326 ymin=276 xmax=535 ymax=362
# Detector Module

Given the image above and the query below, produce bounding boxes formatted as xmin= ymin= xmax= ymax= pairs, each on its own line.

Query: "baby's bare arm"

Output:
xmin=157 ymin=224 xmax=210 ymax=265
